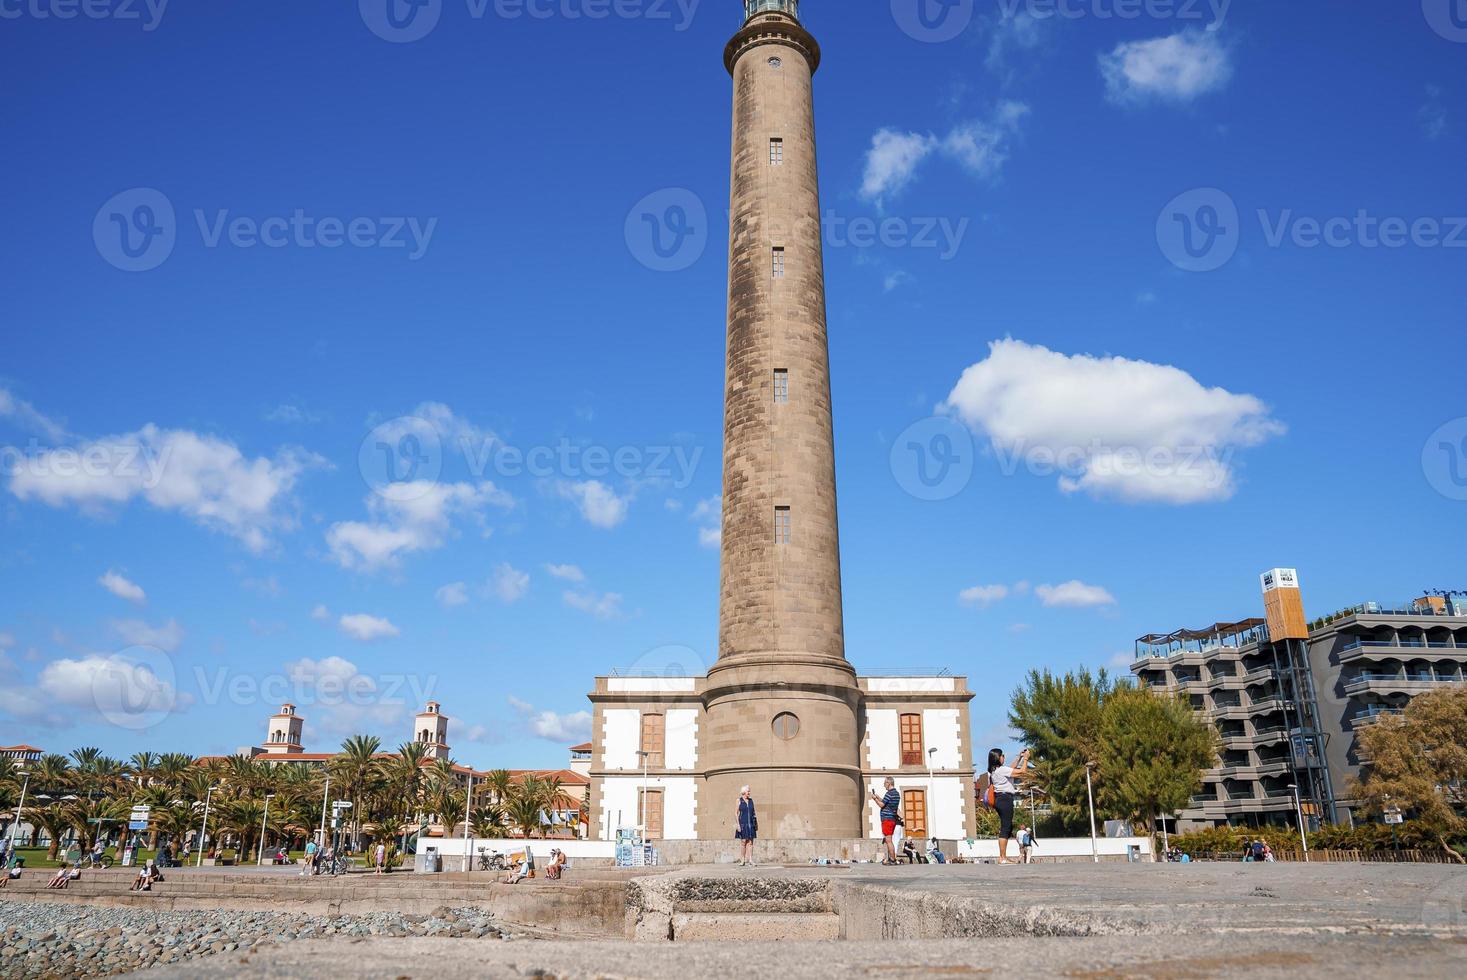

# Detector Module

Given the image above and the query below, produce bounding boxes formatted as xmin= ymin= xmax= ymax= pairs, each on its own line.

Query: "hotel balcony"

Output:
xmin=1342 ymin=672 xmax=1465 ymax=697
xmin=1336 ymin=638 xmax=1467 ymax=665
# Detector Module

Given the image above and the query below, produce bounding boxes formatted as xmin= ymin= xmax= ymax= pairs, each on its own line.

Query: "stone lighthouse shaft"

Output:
xmin=701 ymin=0 xmax=864 ymax=840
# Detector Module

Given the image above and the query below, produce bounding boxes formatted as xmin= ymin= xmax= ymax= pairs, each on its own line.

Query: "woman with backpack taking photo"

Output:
xmin=982 ymin=747 xmax=1030 ymax=865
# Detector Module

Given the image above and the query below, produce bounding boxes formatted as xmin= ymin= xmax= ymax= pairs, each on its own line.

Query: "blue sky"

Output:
xmin=1 ymin=1 xmax=1464 ymax=766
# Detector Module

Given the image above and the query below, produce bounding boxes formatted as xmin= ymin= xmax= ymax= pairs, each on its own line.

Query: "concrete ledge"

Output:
xmin=670 ymin=912 xmax=841 ymax=941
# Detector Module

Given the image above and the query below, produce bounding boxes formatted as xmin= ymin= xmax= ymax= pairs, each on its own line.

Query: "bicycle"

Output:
xmin=83 ymin=853 xmax=112 ymax=870
xmin=477 ymin=849 xmax=508 ymax=871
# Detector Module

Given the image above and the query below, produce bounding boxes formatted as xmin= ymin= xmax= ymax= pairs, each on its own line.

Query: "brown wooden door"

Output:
xmin=640 ymin=714 xmax=665 ymax=769
xmin=900 ymin=713 xmax=924 ymax=767
xmin=639 ymin=789 xmax=664 ymax=840
xmin=902 ymin=789 xmax=927 ymax=837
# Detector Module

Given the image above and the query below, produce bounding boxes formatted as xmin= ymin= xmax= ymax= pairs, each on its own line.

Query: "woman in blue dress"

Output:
xmin=736 ymin=785 xmax=758 ymax=867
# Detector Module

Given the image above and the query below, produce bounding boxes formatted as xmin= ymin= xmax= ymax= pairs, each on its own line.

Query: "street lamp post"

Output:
xmin=5 ymin=770 xmax=30 ymax=865
xmin=636 ymin=750 xmax=653 ymax=843
xmin=195 ymin=784 xmax=216 ymax=868
xmin=256 ymin=794 xmax=275 ymax=866
xmin=926 ymin=747 xmax=937 ymax=839
xmin=1288 ymin=782 xmax=1309 ymax=862
xmin=1084 ymin=762 xmax=1099 ymax=864
xmin=462 ymin=774 xmax=475 ymax=874
xmin=318 ymin=776 xmax=331 ymax=847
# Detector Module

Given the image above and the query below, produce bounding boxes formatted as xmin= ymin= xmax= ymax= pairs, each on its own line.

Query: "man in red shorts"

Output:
xmin=868 ymin=776 xmax=901 ymax=866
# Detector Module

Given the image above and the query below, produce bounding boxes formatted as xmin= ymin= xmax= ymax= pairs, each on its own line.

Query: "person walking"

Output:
xmin=868 ymin=777 xmax=902 ymax=866
xmin=1017 ymin=824 xmax=1035 ymax=864
xmin=987 ymin=747 xmax=1029 ymax=865
xmin=302 ymin=839 xmax=317 ymax=876
xmin=374 ymin=842 xmax=387 ymax=875
xmin=736 ymin=786 xmax=758 ymax=867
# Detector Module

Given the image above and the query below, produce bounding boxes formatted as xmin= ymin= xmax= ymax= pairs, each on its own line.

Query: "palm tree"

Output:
xmin=154 ymin=804 xmax=195 ymax=856
xmin=127 ymin=751 xmax=160 ymax=789
xmin=484 ymin=769 xmax=514 ymax=806
xmin=507 ymin=795 xmax=544 ymax=839
xmin=68 ymin=797 xmax=125 ymax=852
xmin=31 ymin=754 xmax=73 ymax=797
xmin=221 ymin=797 xmax=271 ymax=862
xmin=471 ymin=802 xmax=508 ymax=838
xmin=33 ymin=803 xmax=73 ymax=859
xmin=156 ymin=752 xmax=196 ymax=790
xmin=331 ymin=735 xmax=383 ymax=845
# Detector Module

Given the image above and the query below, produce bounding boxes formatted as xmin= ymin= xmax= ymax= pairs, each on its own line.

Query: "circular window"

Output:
xmin=768 ymin=56 xmax=783 ymax=68
xmin=772 ymin=712 xmax=800 ymax=740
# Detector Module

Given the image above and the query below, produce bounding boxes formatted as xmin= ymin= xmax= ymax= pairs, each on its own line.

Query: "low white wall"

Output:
xmin=956 ymin=836 xmax=1154 ymax=861
xmin=425 ymin=838 xmax=616 ymax=861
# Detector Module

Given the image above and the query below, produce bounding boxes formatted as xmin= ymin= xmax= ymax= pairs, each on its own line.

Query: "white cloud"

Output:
xmin=110 ymin=617 xmax=184 ymax=652
xmin=985 ymin=8 xmax=1045 ymax=76
xmin=1036 ymin=581 xmax=1117 ymax=609
xmin=435 ymin=582 xmax=469 ymax=608
xmin=941 ymin=101 xmax=1031 ymax=180
xmin=509 ymin=695 xmax=592 ymax=743
xmin=338 ymin=613 xmax=400 ymax=642
xmin=326 ymin=480 xmax=514 ymax=571
xmin=37 ymin=653 xmax=186 ymax=724
xmin=369 ymin=402 xmax=495 ymax=461
xmin=241 ymin=575 xmax=282 ymax=598
xmin=264 ymin=404 xmax=322 ymax=424
xmin=563 ymin=590 xmax=624 ymax=620
xmin=284 ymin=656 xmax=408 ymax=738
xmin=883 ymin=270 xmax=913 ymax=292
xmin=489 ymin=563 xmax=530 ymax=604
xmin=860 ymin=130 xmax=938 ymax=202
xmin=310 ymin=604 xmax=331 ymax=621
xmin=860 ymin=102 xmax=1029 ymax=204
xmin=959 ymin=584 xmax=1009 ymax=608
xmin=0 ymin=632 xmax=14 ymax=650
xmin=544 ymin=563 xmax=586 ymax=583
xmin=692 ymin=495 xmax=721 ymax=549
xmin=1420 ymin=85 xmax=1447 ymax=141
xmin=99 ymin=570 xmax=146 ymax=605
xmin=1100 ymin=30 xmax=1233 ymax=106
xmin=942 ymin=339 xmax=1284 ymax=504
xmin=6 ymin=424 xmax=318 ymax=553
xmin=0 ymin=388 xmax=68 ymax=443
xmin=555 ymin=479 xmax=630 ymax=529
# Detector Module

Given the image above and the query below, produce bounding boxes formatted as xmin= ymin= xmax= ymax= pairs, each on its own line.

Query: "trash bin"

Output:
xmin=423 ymin=847 xmax=441 ymax=873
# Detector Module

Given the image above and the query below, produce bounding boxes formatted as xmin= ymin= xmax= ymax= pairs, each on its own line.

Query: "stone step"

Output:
xmin=669 ymin=912 xmax=841 ymax=942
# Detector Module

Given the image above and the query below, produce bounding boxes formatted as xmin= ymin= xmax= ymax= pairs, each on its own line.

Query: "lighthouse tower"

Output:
xmin=701 ymin=0 xmax=863 ymax=839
